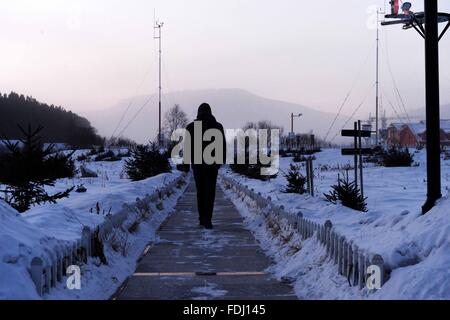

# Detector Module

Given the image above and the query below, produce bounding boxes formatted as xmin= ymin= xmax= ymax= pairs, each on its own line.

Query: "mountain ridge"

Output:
xmin=83 ymin=88 xmax=354 ymax=144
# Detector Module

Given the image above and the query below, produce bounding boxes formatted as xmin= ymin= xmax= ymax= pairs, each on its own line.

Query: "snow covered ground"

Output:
xmin=221 ymin=148 xmax=450 ymax=299
xmin=0 ymin=149 xmax=187 ymax=300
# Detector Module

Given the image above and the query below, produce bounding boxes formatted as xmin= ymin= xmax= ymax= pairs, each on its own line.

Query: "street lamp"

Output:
xmin=291 ymin=113 xmax=303 ymax=134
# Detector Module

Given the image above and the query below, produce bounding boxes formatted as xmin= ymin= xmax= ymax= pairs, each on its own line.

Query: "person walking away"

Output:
xmin=185 ymin=103 xmax=226 ymax=229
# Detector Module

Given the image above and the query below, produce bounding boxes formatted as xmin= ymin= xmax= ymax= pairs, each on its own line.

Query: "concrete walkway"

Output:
xmin=117 ymin=180 xmax=296 ymax=300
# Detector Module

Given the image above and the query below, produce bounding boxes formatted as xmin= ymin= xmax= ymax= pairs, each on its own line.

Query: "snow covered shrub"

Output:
xmin=80 ymin=165 xmax=98 ymax=178
xmin=382 ymin=147 xmax=414 ymax=167
xmin=105 ymin=229 xmax=129 ymax=256
xmin=283 ymin=164 xmax=306 ymax=194
xmin=75 ymin=184 xmax=87 ymax=193
xmin=229 ymin=149 xmax=277 ymax=180
xmin=125 ymin=143 xmax=171 ymax=181
xmin=94 ymin=150 xmax=120 ymax=162
xmin=0 ymin=125 xmax=74 ymax=212
xmin=324 ymin=174 xmax=367 ymax=212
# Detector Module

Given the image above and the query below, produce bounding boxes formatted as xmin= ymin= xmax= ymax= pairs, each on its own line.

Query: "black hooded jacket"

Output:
xmin=185 ymin=103 xmax=226 ymax=169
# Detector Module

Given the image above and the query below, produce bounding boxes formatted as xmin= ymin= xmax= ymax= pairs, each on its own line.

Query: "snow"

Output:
xmin=191 ymin=283 xmax=228 ymax=300
xmin=0 ymin=150 xmax=187 ymax=299
xmin=221 ymin=148 xmax=450 ymax=299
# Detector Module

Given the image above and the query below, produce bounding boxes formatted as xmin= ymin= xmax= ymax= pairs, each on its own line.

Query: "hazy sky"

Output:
xmin=1 ymin=0 xmax=450 ymax=120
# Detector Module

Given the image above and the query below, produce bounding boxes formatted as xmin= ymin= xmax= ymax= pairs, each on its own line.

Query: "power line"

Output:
xmin=379 ymin=39 xmax=414 ymax=127
xmin=116 ymin=94 xmax=156 ymax=138
xmin=109 ymin=64 xmax=155 ymax=140
xmin=330 ymin=83 xmax=375 ymax=143
xmin=323 ymin=42 xmax=375 ymax=142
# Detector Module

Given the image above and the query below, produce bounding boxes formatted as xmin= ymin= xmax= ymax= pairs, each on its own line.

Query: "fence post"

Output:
xmin=334 ymin=234 xmax=339 ymax=264
xmin=358 ymin=253 xmax=365 ymax=289
xmin=338 ymin=238 xmax=345 ymax=275
xmin=324 ymin=221 xmax=332 ymax=253
xmin=309 ymin=157 xmax=314 ymax=196
xmin=56 ymin=251 xmax=63 ymax=282
xmin=352 ymin=246 xmax=359 ymax=287
xmin=50 ymin=256 xmax=57 ymax=288
xmin=44 ymin=266 xmax=51 ymax=294
xmin=342 ymin=241 xmax=348 ymax=277
xmin=30 ymin=257 xmax=44 ymax=296
xmin=330 ymin=231 xmax=335 ymax=258
xmin=371 ymin=254 xmax=385 ymax=287
xmin=306 ymin=159 xmax=311 ymax=195
xmin=82 ymin=226 xmax=91 ymax=261
xmin=347 ymin=242 xmax=353 ymax=284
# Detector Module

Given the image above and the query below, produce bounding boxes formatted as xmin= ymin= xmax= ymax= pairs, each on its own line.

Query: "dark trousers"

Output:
xmin=193 ymin=166 xmax=218 ymax=223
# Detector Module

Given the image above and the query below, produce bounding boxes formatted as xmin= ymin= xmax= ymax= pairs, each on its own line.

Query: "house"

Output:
xmin=387 ymin=120 xmax=450 ymax=147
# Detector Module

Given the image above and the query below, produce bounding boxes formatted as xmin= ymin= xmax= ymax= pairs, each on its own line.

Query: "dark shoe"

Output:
xmin=204 ymin=221 xmax=213 ymax=229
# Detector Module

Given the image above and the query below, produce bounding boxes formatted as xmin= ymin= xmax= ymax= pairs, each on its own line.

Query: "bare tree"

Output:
xmin=162 ymin=104 xmax=188 ymax=148
xmin=163 ymin=104 xmax=188 ymax=140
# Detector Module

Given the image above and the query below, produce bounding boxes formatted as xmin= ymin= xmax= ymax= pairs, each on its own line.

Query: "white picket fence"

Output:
xmin=29 ymin=173 xmax=187 ymax=296
xmin=220 ymin=174 xmax=386 ymax=290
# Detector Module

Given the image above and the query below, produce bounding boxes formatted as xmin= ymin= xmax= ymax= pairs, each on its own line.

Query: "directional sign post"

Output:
xmin=341 ymin=120 xmax=368 ymax=199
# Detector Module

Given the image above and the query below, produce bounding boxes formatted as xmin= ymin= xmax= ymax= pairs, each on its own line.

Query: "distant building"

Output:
xmin=387 ymin=120 xmax=450 ymax=147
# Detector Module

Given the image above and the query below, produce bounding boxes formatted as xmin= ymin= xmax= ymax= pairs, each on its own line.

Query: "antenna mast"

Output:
xmin=154 ymin=17 xmax=164 ymax=145
xmin=375 ymin=8 xmax=381 ymax=146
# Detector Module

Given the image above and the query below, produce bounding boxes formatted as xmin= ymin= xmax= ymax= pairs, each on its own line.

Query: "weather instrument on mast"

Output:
xmin=383 ymin=1 xmax=450 ymax=39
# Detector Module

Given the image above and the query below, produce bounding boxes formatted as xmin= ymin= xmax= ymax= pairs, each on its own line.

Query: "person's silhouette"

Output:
xmin=186 ymin=103 xmax=226 ymax=229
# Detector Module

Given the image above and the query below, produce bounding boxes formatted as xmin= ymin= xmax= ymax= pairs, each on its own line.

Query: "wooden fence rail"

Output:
xmin=220 ymin=174 xmax=385 ymax=290
xmin=29 ymin=173 xmax=187 ymax=297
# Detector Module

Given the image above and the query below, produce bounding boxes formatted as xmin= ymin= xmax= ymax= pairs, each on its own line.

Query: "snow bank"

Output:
xmin=0 ymin=201 xmax=55 ymax=299
xmin=221 ymin=150 xmax=450 ymax=299
xmin=0 ymin=167 xmax=187 ymax=299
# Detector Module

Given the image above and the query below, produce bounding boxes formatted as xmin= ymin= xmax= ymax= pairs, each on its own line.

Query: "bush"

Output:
xmin=382 ymin=147 xmax=414 ymax=167
xmin=230 ymin=162 xmax=276 ymax=181
xmin=44 ymin=151 xmax=77 ymax=179
xmin=283 ymin=164 xmax=306 ymax=194
xmin=125 ymin=143 xmax=171 ymax=181
xmin=324 ymin=174 xmax=367 ymax=212
xmin=229 ymin=148 xmax=277 ymax=181
xmin=0 ymin=125 xmax=74 ymax=212
xmin=94 ymin=150 xmax=118 ymax=162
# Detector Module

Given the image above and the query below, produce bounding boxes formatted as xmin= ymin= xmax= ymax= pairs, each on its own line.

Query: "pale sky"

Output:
xmin=1 ymin=0 xmax=450 ymax=119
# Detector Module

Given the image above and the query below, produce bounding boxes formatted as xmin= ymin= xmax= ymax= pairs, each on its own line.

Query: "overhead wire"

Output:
xmin=329 ymin=83 xmax=376 ymax=143
xmin=323 ymin=42 xmax=375 ymax=142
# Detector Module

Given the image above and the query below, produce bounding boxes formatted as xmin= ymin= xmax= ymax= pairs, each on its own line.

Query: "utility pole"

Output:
xmin=422 ymin=0 xmax=442 ymax=213
xmin=154 ymin=20 xmax=164 ymax=145
xmin=381 ymin=0 xmax=450 ymax=213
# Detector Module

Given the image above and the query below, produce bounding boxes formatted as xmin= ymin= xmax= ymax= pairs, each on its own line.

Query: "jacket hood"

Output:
xmin=196 ymin=103 xmax=216 ymax=122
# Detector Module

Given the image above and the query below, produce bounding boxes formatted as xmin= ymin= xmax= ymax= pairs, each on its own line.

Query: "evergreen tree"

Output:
xmin=284 ymin=164 xmax=306 ymax=194
xmin=125 ymin=142 xmax=171 ymax=181
xmin=0 ymin=125 xmax=75 ymax=212
xmin=382 ymin=147 xmax=414 ymax=167
xmin=324 ymin=173 xmax=367 ymax=212
xmin=0 ymin=91 xmax=103 ymax=147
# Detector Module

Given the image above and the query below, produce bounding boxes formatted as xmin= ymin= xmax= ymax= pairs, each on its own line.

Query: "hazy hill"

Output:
xmin=408 ymin=103 xmax=450 ymax=120
xmin=0 ymin=92 xmax=103 ymax=147
xmin=85 ymin=88 xmax=352 ymax=144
